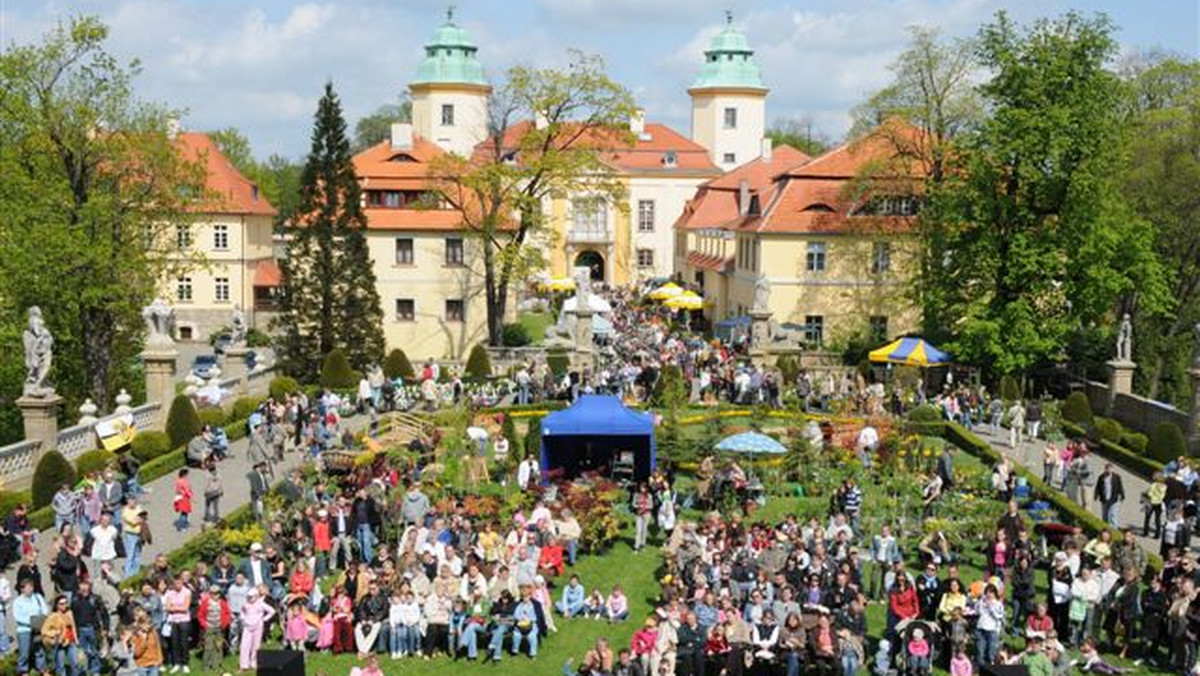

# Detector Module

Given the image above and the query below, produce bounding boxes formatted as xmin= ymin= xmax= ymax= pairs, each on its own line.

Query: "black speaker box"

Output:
xmin=257 ymin=649 xmax=305 ymax=676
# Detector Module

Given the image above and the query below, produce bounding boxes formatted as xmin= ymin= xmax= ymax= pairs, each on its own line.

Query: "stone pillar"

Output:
xmin=1106 ymin=359 xmax=1135 ymax=416
xmin=748 ymin=309 xmax=772 ymax=362
xmin=1188 ymin=367 xmax=1200 ymax=454
xmin=570 ymin=309 xmax=595 ymax=369
xmin=17 ymin=395 xmax=62 ymax=454
xmin=142 ymin=349 xmax=178 ymax=423
xmin=223 ymin=347 xmax=252 ymax=394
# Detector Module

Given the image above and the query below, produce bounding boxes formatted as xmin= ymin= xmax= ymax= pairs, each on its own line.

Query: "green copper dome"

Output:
xmin=412 ymin=8 xmax=487 ymax=87
xmin=691 ymin=13 xmax=766 ymax=91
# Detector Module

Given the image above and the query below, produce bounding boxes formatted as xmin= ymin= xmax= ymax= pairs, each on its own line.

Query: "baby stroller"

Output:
xmin=894 ymin=619 xmax=941 ymax=676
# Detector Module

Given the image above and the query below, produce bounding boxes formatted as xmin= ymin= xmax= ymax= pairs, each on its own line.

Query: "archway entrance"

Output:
xmin=574 ymin=250 xmax=605 ymax=282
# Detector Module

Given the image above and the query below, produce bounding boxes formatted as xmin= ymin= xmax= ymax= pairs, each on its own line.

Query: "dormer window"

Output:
xmin=387 ymin=153 xmax=418 ymax=163
xmin=662 ymin=151 xmax=677 ymax=168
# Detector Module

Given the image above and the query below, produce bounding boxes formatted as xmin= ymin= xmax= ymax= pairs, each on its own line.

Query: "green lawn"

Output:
xmin=518 ymin=311 xmax=555 ymax=345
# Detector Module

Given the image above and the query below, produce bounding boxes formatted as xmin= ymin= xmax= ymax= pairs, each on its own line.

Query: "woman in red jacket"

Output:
xmin=887 ymin=574 xmax=920 ymax=637
xmin=197 ymin=587 xmax=231 ymax=670
xmin=311 ymin=509 xmax=332 ymax=577
xmin=538 ymin=537 xmax=565 ymax=578
xmin=330 ymin=585 xmax=355 ymax=654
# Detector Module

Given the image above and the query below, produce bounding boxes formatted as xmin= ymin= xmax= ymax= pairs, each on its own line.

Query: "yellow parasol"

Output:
xmin=648 ymin=282 xmax=683 ymax=300
xmin=540 ymin=277 xmax=576 ymax=292
xmin=664 ymin=290 xmax=704 ymax=311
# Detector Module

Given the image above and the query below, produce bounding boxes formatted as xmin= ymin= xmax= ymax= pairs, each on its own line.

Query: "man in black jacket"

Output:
xmin=677 ymin=611 xmax=705 ymax=676
xmin=351 ymin=489 xmax=383 ymax=564
xmin=1094 ymin=463 xmax=1126 ymax=527
xmin=354 ymin=581 xmax=390 ymax=654
xmin=72 ymin=580 xmax=108 ymax=675
xmin=247 ymin=463 xmax=270 ymax=522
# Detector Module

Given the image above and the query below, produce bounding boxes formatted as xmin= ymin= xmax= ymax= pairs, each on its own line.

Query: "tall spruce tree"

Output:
xmin=278 ymin=83 xmax=385 ymax=378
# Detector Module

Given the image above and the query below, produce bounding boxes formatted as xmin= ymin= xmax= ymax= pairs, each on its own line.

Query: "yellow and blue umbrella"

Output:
xmin=665 ymin=290 xmax=704 ymax=311
xmin=868 ymin=337 xmax=951 ymax=367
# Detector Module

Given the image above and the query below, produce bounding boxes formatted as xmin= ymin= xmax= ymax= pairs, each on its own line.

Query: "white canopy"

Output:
xmin=562 ymin=294 xmax=612 ymax=313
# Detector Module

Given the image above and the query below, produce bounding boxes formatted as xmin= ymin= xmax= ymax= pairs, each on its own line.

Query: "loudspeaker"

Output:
xmin=982 ymin=665 xmax=1029 ymax=676
xmin=257 ymin=649 xmax=305 ymax=676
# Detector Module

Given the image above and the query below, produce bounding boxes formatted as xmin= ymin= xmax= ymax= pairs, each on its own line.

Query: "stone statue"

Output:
xmin=753 ymin=274 xmax=771 ymax=312
xmin=22 ymin=306 xmax=54 ymax=397
xmin=142 ymin=297 xmax=176 ymax=348
xmin=230 ymin=304 xmax=247 ymax=347
xmin=572 ymin=266 xmax=592 ymax=313
xmin=1116 ymin=312 xmax=1132 ymax=362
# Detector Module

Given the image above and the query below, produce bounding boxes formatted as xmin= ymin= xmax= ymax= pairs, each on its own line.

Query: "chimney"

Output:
xmin=630 ymin=108 xmax=645 ymax=137
xmin=167 ymin=117 xmax=180 ymax=140
xmin=738 ymin=179 xmax=750 ymax=216
xmin=760 ymin=137 xmax=773 ymax=162
xmin=390 ymin=122 xmax=413 ymax=150
xmin=535 ymin=112 xmax=549 ymax=130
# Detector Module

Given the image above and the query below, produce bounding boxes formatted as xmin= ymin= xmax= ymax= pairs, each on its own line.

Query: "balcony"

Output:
xmin=566 ymin=228 xmax=613 ymax=244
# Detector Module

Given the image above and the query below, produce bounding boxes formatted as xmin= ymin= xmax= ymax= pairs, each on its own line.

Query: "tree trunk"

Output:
xmin=81 ymin=306 xmax=113 ymax=410
xmin=483 ymin=240 xmax=503 ymax=347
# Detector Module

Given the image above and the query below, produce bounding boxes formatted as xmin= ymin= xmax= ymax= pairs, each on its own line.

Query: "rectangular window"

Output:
xmin=869 ymin=316 xmax=889 ymax=343
xmin=871 ymin=241 xmax=892 ymax=274
xmin=723 ymin=107 xmax=737 ymax=129
xmin=806 ymin=241 xmax=827 ymax=272
xmin=804 ymin=315 xmax=824 ymax=346
xmin=441 ymin=104 xmax=455 ymax=126
xmin=637 ymin=249 xmax=654 ymax=268
xmin=214 ymin=277 xmax=230 ymax=303
xmin=637 ymin=199 xmax=656 ymax=233
xmin=571 ymin=198 xmax=606 ymax=235
xmin=395 ymin=299 xmax=415 ymax=322
xmin=444 ymin=237 xmax=464 ymax=266
xmin=176 ymin=276 xmax=193 ymax=302
xmin=445 ymin=299 xmax=465 ymax=322
xmin=722 ymin=152 xmax=736 ymax=165
xmin=176 ymin=224 xmax=192 ymax=249
xmin=213 ymin=224 xmax=229 ymax=251
xmin=395 ymin=238 xmax=414 ymax=265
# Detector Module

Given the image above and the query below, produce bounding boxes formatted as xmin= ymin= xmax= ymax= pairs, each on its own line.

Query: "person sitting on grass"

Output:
xmin=583 ymin=589 xmax=606 ymax=619
xmin=557 ymin=575 xmax=586 ymax=617
xmin=606 ymin=585 xmax=629 ymax=622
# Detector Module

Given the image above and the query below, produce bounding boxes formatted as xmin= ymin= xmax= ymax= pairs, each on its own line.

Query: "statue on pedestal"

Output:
xmin=142 ymin=298 xmax=176 ymax=349
xmin=230 ymin=304 xmax=248 ymax=347
xmin=1116 ymin=313 xmax=1132 ymax=362
xmin=573 ymin=266 xmax=592 ymax=313
xmin=22 ymin=306 xmax=54 ymax=397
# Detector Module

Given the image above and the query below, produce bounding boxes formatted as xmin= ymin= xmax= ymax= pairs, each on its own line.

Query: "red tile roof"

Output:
xmin=352 ymin=133 xmax=473 ymax=231
xmin=252 ymin=258 xmax=282 ymax=287
xmin=176 ymin=132 xmax=277 ymax=216
xmin=487 ymin=120 xmax=719 ymax=175
xmin=673 ymin=145 xmax=810 ymax=232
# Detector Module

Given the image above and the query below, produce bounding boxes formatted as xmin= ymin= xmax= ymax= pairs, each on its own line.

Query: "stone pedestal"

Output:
xmin=1106 ymin=359 xmax=1135 ymax=415
xmin=748 ymin=309 xmax=772 ymax=361
xmin=17 ymin=394 xmax=62 ymax=454
xmin=142 ymin=350 xmax=178 ymax=420
xmin=570 ymin=309 xmax=595 ymax=369
xmin=223 ymin=347 xmax=252 ymax=394
xmin=1188 ymin=367 xmax=1200 ymax=454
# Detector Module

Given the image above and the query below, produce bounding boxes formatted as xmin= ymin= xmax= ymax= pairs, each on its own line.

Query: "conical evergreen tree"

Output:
xmin=279 ymin=82 xmax=385 ymax=378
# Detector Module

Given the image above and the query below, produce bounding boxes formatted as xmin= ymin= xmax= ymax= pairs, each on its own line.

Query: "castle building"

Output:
xmin=689 ymin=12 xmax=769 ymax=170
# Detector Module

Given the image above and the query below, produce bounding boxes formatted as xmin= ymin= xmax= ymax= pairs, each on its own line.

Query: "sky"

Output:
xmin=2 ymin=0 xmax=1197 ymax=160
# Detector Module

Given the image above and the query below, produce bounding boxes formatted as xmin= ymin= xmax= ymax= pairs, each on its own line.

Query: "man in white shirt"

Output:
xmin=88 ymin=512 xmax=119 ymax=584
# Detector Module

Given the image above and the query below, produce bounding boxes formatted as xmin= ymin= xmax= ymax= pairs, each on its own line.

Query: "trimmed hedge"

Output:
xmin=1120 ymin=431 xmax=1148 ymax=454
xmin=1061 ymin=391 xmax=1093 ymax=426
xmin=523 ymin=417 xmax=542 ymax=461
xmin=383 ymin=349 xmax=414 ymax=381
xmin=269 ymin=375 xmax=302 ymax=401
xmin=547 ymin=349 xmax=570 ymax=377
xmin=501 ymin=323 xmax=532 ymax=347
xmin=165 ymin=395 xmax=202 ymax=449
xmin=906 ymin=405 xmax=944 ymax=424
xmin=1092 ymin=416 xmax=1123 ymax=445
xmin=196 ymin=406 xmax=227 ymax=429
xmin=131 ymin=430 xmax=172 ymax=463
xmin=1063 ymin=421 xmax=1164 ymax=479
xmin=230 ymin=396 xmax=262 ymax=422
xmin=464 ymin=344 xmax=492 ymax=379
xmin=31 ymin=450 xmax=76 ymax=510
xmin=320 ymin=349 xmax=357 ymax=390
xmin=1148 ymin=421 xmax=1187 ymax=464
xmin=74 ymin=449 xmax=117 ymax=478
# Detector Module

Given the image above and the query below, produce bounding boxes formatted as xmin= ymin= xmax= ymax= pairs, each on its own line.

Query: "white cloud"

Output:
xmin=537 ymin=0 xmax=730 ymax=25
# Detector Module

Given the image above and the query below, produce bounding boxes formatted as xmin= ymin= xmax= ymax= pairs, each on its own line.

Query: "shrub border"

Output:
xmin=1060 ymin=421 xmax=1165 ymax=480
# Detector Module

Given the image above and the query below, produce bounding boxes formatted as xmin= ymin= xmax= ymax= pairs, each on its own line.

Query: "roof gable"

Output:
xmin=176 ymin=132 xmax=277 ymax=217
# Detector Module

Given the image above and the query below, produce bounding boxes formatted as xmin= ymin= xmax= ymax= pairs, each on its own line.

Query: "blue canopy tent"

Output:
xmin=714 ymin=315 xmax=750 ymax=343
xmin=540 ymin=395 xmax=656 ymax=484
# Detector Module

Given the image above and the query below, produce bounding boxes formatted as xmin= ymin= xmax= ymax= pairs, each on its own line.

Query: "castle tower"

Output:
xmin=409 ymin=7 xmax=491 ymax=156
xmin=689 ymin=12 xmax=768 ymax=169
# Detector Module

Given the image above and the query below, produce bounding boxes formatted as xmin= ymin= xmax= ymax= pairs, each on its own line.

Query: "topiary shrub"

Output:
xmin=998 ymin=375 xmax=1022 ymax=402
xmin=383 ymin=349 xmax=415 ymax=380
xmin=907 ymin=404 xmax=944 ymax=424
xmin=269 ymin=376 xmax=302 ymax=401
xmin=196 ymin=406 xmax=226 ymax=429
xmin=130 ymin=430 xmax=172 ymax=463
xmin=1120 ymin=431 xmax=1148 ymax=454
xmin=231 ymin=397 xmax=261 ymax=422
xmin=1061 ymin=391 xmax=1093 ymax=426
xmin=320 ymin=349 xmax=357 ymax=390
xmin=1091 ymin=416 xmax=1123 ymax=445
xmin=501 ymin=323 xmax=532 ymax=347
xmin=547 ymin=348 xmax=570 ymax=377
xmin=74 ymin=449 xmax=117 ymax=478
xmin=464 ymin=344 xmax=492 ymax=380
xmin=165 ymin=394 xmax=202 ymax=449
xmin=500 ymin=414 xmax=520 ymax=457
xmin=1148 ymin=422 xmax=1187 ymax=463
xmin=523 ymin=418 xmax=542 ymax=461
xmin=31 ymin=450 xmax=76 ymax=510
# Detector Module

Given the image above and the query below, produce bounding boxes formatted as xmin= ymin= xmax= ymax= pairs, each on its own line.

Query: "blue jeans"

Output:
xmin=566 ymin=539 xmax=577 ymax=566
xmin=786 ymin=651 xmax=803 ymax=676
xmin=843 ymin=651 xmax=861 ymax=676
xmin=18 ymin=630 xmax=45 ymax=674
xmin=975 ymin=629 xmax=999 ymax=666
xmin=78 ymin=626 xmax=101 ymax=675
xmin=511 ymin=627 xmax=538 ymax=657
xmin=488 ymin=625 xmax=509 ymax=659
xmin=518 ymin=385 xmax=530 ymax=405
xmin=123 ymin=533 xmax=142 ymax=577
xmin=460 ymin=623 xmax=485 ymax=659
xmin=55 ymin=514 xmax=74 ymax=532
xmin=138 ymin=668 xmax=160 ymax=676
xmin=357 ymin=524 xmax=375 ymax=564
xmin=54 ymin=643 xmax=79 ymax=676
xmin=0 ymin=606 xmax=9 ymax=654
xmin=556 ymin=600 xmax=583 ymax=617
